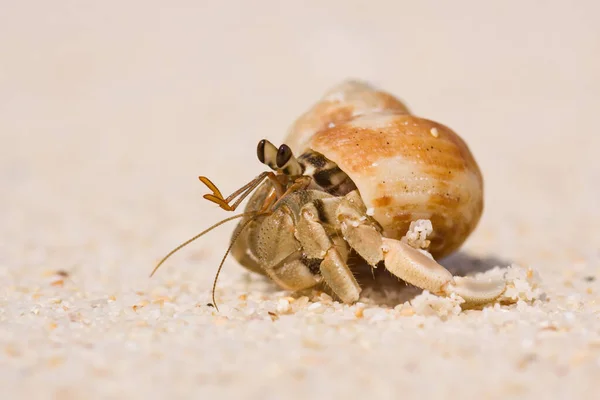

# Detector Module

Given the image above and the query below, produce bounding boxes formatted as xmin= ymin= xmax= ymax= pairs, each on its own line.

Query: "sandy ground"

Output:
xmin=1 ymin=2 xmax=600 ymax=399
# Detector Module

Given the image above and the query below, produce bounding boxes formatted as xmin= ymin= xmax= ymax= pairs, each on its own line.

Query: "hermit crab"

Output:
xmin=152 ymin=80 xmax=506 ymax=308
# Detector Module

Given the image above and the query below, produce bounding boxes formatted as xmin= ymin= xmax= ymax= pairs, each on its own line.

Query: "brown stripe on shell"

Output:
xmin=309 ymin=113 xmax=483 ymax=259
xmin=285 ymin=80 xmax=410 ymax=154
xmin=310 ymin=114 xmax=480 ymax=180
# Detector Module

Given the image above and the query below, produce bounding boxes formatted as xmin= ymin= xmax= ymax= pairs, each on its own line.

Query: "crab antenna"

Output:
xmin=210 ymin=214 xmax=259 ymax=311
xmin=199 ymin=172 xmax=271 ymax=212
xmin=150 ymin=211 xmax=257 ymax=278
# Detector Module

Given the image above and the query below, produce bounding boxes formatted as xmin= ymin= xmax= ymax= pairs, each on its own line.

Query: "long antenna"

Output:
xmin=210 ymin=215 xmax=259 ymax=311
xmin=150 ymin=211 xmax=256 ymax=277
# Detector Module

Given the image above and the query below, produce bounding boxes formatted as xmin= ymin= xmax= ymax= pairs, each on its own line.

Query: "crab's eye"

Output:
xmin=276 ymin=144 xmax=293 ymax=168
xmin=257 ymin=140 xmax=267 ymax=164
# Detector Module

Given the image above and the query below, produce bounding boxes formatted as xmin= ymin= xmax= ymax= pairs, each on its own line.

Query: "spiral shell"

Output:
xmin=285 ymin=80 xmax=483 ymax=258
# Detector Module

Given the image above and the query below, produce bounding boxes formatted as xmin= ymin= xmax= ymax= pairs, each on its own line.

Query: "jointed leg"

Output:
xmin=380 ymin=239 xmax=506 ymax=305
xmin=336 ymin=191 xmax=384 ymax=267
xmin=319 ymin=237 xmax=360 ymax=303
xmin=264 ymin=251 xmax=322 ymax=291
xmin=296 ymin=202 xmax=361 ymax=303
xmin=256 ymin=205 xmax=322 ymax=292
xmin=337 ymin=191 xmax=506 ymax=306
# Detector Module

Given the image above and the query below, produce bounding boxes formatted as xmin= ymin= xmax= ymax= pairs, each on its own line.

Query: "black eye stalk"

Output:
xmin=256 ymin=139 xmax=267 ymax=164
xmin=256 ymin=139 xmax=303 ymax=176
xmin=276 ymin=144 xmax=293 ymax=168
xmin=256 ymin=139 xmax=278 ymax=170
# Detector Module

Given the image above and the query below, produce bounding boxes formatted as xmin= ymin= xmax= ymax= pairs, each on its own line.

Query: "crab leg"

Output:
xmin=337 ymin=190 xmax=506 ymax=306
xmin=381 ymin=238 xmax=506 ymax=306
xmin=296 ymin=202 xmax=361 ymax=303
xmin=265 ymin=252 xmax=322 ymax=292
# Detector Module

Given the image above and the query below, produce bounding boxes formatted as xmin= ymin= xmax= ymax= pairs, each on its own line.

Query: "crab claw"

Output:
xmin=444 ymin=276 xmax=507 ymax=306
xmin=381 ymin=238 xmax=506 ymax=306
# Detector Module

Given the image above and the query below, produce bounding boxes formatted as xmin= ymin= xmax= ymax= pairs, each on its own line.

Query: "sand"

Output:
xmin=1 ymin=2 xmax=599 ymax=399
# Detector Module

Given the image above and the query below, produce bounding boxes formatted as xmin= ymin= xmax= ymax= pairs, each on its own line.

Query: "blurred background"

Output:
xmin=2 ymin=2 xmax=600 ymax=398
xmin=2 ymin=0 xmax=599 ymax=287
